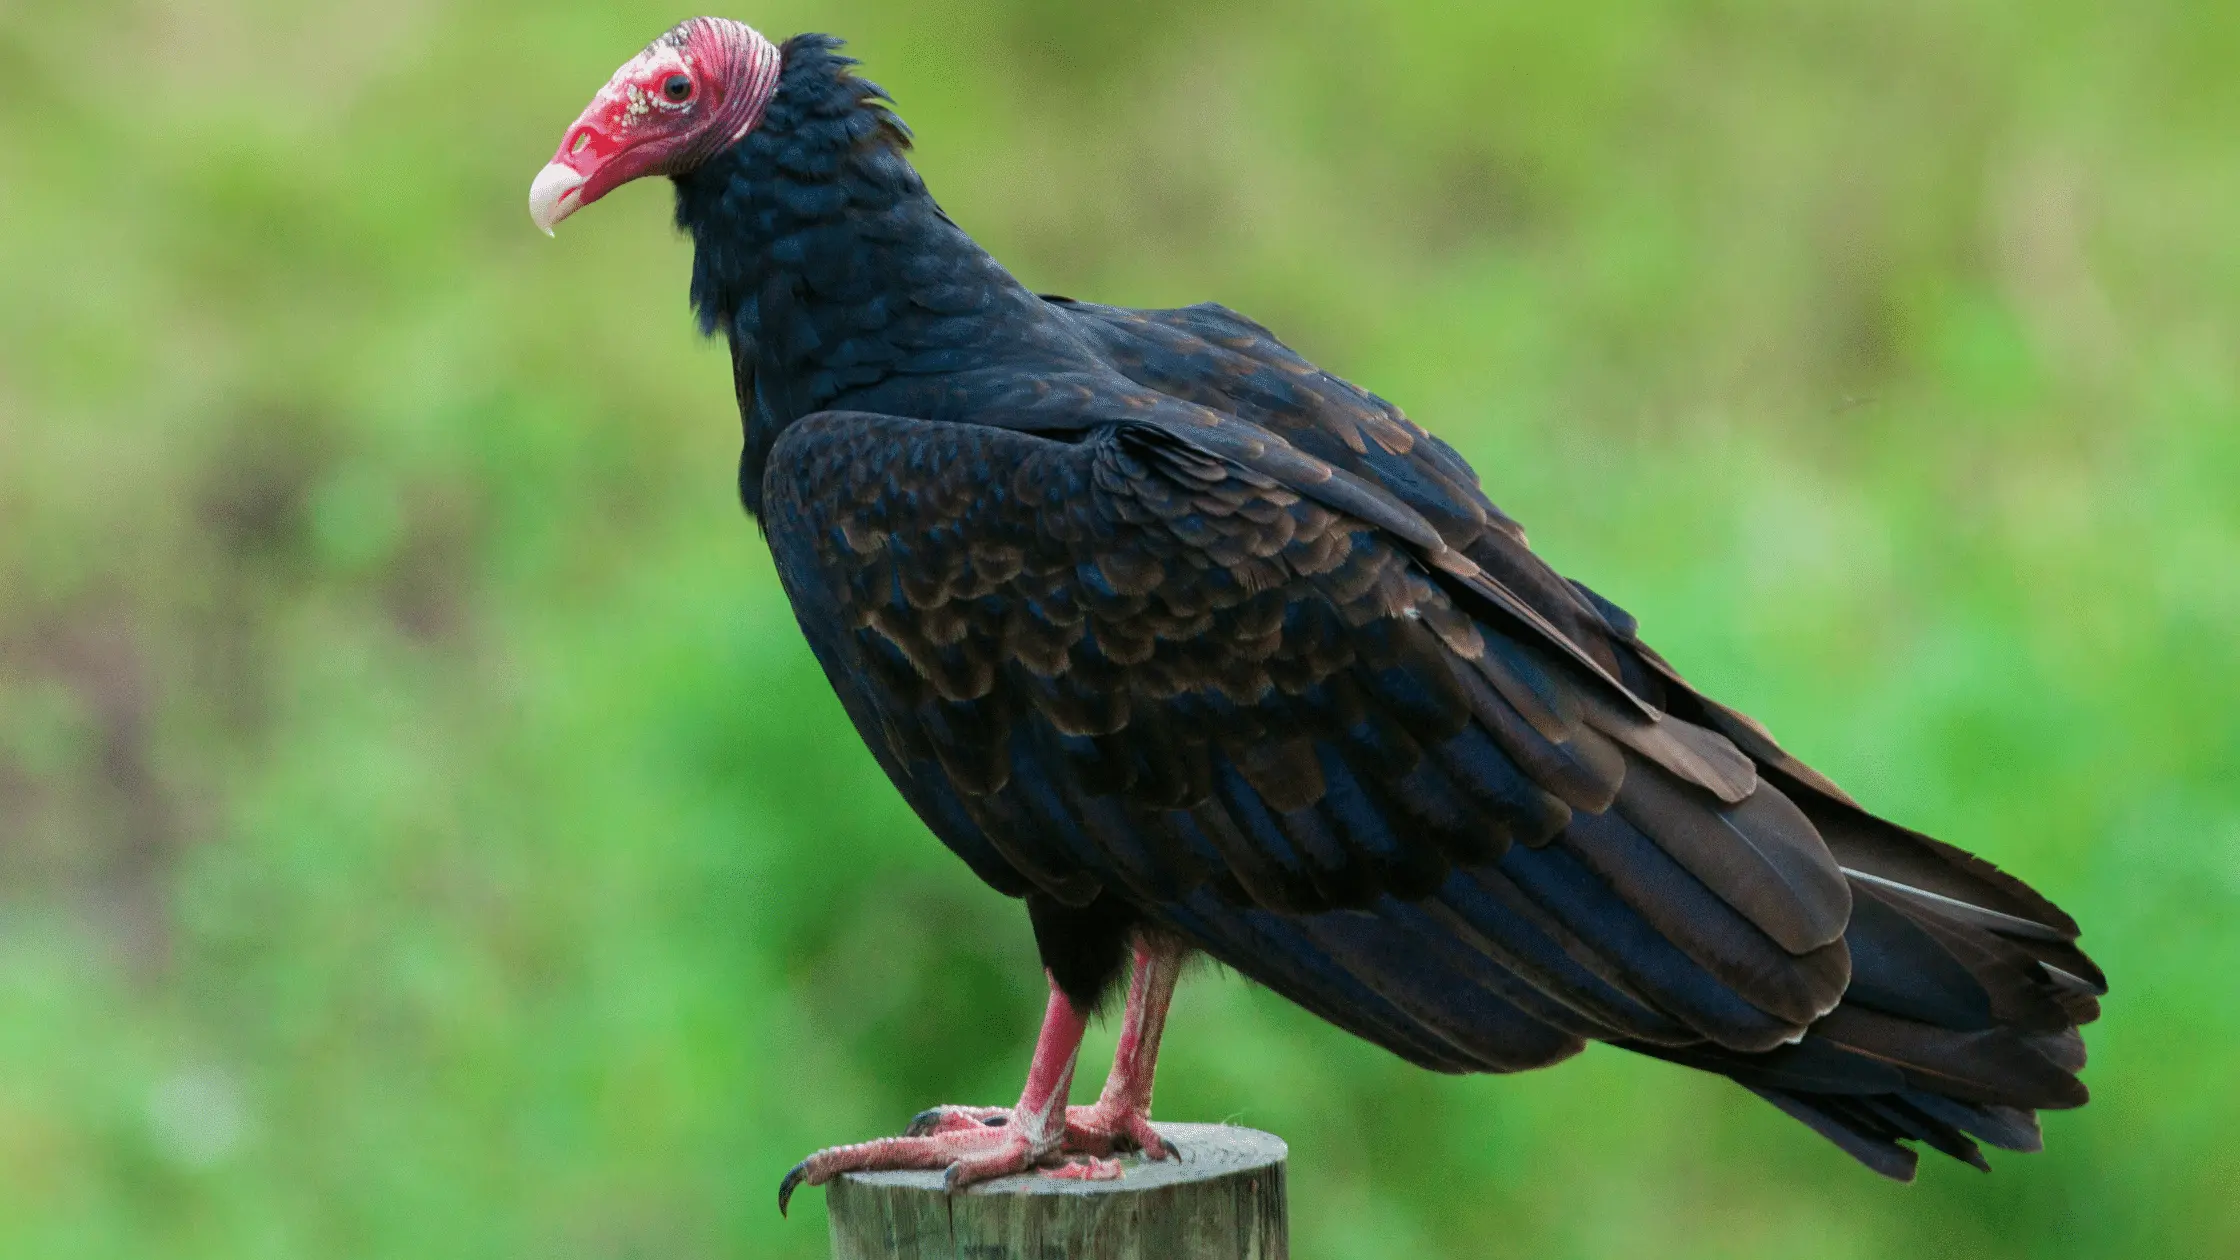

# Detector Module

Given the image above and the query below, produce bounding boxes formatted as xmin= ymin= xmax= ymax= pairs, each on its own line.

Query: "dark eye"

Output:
xmin=662 ymin=73 xmax=693 ymax=103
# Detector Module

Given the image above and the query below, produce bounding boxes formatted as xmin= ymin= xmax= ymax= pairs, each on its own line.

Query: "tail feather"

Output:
xmin=1745 ymin=1086 xmax=1925 ymax=1180
xmin=1731 ymin=1081 xmax=2048 ymax=1182
xmin=1705 ymin=847 xmax=2096 ymax=1177
xmin=1849 ymin=865 xmax=2107 ymax=1007
xmin=1811 ymin=1004 xmax=2088 ymax=1108
xmin=1858 ymin=1095 xmax=1991 ymax=1170
xmin=1489 ymin=627 xmax=2100 ymax=1178
xmin=1811 ymin=804 xmax=2081 ymax=939
xmin=2024 ymin=1025 xmax=2088 ymax=1074
xmin=1633 ymin=645 xmax=2098 ymax=961
xmin=1845 ymin=883 xmax=2069 ymax=1031
xmin=1624 ymin=799 xmax=2097 ymax=1178
xmin=1903 ymin=1091 xmax=2044 ymax=1153
xmin=1840 ymin=884 xmax=1996 ymax=1030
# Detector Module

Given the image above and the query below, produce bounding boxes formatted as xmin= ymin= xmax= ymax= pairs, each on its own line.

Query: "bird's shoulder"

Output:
xmin=1045 ymin=297 xmax=1509 ymax=538
xmin=1044 ymin=295 xmax=1660 ymax=695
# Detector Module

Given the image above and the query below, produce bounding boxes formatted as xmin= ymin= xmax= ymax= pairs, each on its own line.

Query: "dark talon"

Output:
xmin=940 ymin=1162 xmax=965 ymax=1194
xmin=980 ymin=1114 xmax=1009 ymax=1127
xmin=778 ymin=1161 xmax=809 ymax=1217
xmin=906 ymin=1108 xmax=943 ymax=1137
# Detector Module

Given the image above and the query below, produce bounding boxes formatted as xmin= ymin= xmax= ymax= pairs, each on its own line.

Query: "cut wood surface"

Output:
xmin=824 ymin=1122 xmax=1287 ymax=1260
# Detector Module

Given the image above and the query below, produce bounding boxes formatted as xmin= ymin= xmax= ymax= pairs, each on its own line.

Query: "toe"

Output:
xmin=1063 ymin=1105 xmax=1170 ymax=1161
xmin=941 ymin=1132 xmax=1039 ymax=1192
xmin=1130 ymin=1119 xmax=1174 ymax=1161
xmin=783 ymin=1116 xmax=1036 ymax=1211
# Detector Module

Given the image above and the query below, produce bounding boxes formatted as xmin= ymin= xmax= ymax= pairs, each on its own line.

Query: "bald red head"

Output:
xmin=530 ymin=18 xmax=783 ymax=235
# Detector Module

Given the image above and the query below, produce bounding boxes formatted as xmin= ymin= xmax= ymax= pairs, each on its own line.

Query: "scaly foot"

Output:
xmin=908 ymin=1101 xmax=1172 ymax=1161
xmin=778 ymin=1100 xmax=1158 ymax=1214
xmin=778 ymin=947 xmax=1186 ymax=1217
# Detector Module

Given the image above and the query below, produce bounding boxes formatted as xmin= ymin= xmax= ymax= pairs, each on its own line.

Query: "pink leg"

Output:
xmin=779 ymin=943 xmax=1191 ymax=1214
xmin=1067 ymin=939 xmax=1184 ymax=1161
xmin=779 ymin=977 xmax=1092 ymax=1214
xmin=909 ymin=940 xmax=1185 ymax=1166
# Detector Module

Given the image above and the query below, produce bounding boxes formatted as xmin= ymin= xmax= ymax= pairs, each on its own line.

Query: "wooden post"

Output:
xmin=823 ymin=1123 xmax=1287 ymax=1260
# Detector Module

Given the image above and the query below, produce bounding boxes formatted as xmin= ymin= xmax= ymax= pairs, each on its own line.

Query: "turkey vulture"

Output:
xmin=530 ymin=19 xmax=2105 ymax=1210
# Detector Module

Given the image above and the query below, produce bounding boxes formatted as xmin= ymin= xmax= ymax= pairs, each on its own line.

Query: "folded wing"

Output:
xmin=761 ymin=377 xmax=2100 ymax=1179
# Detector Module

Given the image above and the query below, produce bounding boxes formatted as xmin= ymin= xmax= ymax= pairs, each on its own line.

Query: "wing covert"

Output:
xmin=763 ymin=409 xmax=1861 ymax=1064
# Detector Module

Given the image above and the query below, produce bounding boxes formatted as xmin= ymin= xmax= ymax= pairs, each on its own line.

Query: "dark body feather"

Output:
xmin=685 ymin=36 xmax=2105 ymax=1179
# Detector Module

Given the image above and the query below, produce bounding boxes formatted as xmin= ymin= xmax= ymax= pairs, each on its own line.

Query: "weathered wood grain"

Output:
xmin=824 ymin=1123 xmax=1287 ymax=1259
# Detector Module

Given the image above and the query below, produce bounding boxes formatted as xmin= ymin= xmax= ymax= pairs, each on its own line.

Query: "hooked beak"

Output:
xmin=529 ymin=161 xmax=589 ymax=236
xmin=529 ymin=99 xmax=645 ymax=236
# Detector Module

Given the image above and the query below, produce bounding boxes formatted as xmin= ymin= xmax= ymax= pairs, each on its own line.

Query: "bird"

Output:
xmin=529 ymin=18 xmax=2105 ymax=1213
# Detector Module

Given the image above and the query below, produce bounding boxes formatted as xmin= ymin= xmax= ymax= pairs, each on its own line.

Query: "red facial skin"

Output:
xmin=531 ymin=18 xmax=780 ymax=233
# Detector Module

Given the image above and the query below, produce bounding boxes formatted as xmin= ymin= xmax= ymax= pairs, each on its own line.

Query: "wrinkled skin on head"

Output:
xmin=530 ymin=17 xmax=782 ymax=234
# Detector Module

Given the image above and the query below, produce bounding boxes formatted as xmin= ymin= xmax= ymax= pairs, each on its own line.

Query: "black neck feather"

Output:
xmin=672 ymin=35 xmax=929 ymax=339
xmin=671 ymin=35 xmax=1064 ymax=514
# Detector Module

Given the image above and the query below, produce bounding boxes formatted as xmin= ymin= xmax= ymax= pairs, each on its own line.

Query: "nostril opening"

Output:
xmin=570 ymin=130 xmax=591 ymax=156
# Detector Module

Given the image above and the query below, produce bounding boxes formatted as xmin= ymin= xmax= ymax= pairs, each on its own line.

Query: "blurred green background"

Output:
xmin=3 ymin=0 xmax=2235 ymax=1256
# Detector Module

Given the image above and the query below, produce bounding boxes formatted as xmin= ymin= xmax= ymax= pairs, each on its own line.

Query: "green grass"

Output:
xmin=2 ymin=1 xmax=2235 ymax=1256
